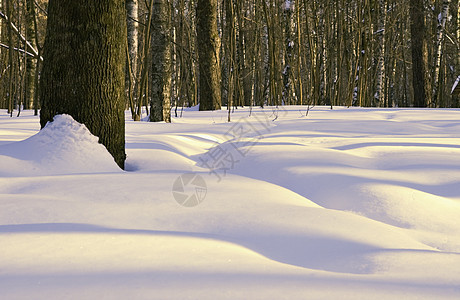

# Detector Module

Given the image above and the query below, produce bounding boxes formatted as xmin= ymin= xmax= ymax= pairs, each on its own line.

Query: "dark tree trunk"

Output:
xmin=409 ymin=0 xmax=428 ymax=107
xmin=25 ymin=0 xmax=37 ymax=110
xmin=126 ymin=0 xmax=138 ymax=114
xmin=150 ymin=0 xmax=171 ymax=122
xmin=197 ymin=0 xmax=221 ymax=111
xmin=39 ymin=0 xmax=127 ymax=169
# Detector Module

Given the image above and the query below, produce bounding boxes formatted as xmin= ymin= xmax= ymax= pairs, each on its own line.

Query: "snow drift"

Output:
xmin=1 ymin=107 xmax=460 ymax=299
xmin=0 ymin=114 xmax=120 ymax=176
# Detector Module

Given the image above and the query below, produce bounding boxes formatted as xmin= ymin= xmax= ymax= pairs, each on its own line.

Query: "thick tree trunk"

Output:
xmin=40 ymin=0 xmax=127 ymax=169
xmin=409 ymin=0 xmax=428 ymax=107
xmin=197 ymin=0 xmax=221 ymax=111
xmin=150 ymin=0 xmax=171 ymax=122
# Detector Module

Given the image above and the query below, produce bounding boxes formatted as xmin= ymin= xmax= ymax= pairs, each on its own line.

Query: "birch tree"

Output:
xmin=432 ymin=0 xmax=451 ymax=106
xmin=375 ymin=0 xmax=387 ymax=107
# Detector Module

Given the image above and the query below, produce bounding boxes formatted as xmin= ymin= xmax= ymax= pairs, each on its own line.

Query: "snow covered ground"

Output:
xmin=1 ymin=106 xmax=460 ymax=299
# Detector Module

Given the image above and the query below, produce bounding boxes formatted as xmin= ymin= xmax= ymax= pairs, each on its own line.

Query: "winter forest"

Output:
xmin=1 ymin=0 xmax=460 ymax=299
xmin=1 ymin=0 xmax=460 ymax=115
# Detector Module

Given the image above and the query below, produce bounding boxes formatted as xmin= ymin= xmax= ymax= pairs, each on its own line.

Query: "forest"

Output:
xmin=1 ymin=0 xmax=459 ymax=119
xmin=1 ymin=2 xmax=460 ymax=297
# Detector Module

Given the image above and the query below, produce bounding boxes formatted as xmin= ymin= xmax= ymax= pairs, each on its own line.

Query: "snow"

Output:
xmin=0 ymin=114 xmax=121 ymax=176
xmin=1 ymin=106 xmax=460 ymax=299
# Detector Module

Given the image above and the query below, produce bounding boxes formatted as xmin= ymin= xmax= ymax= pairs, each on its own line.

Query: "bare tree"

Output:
xmin=150 ymin=0 xmax=171 ymax=122
xmin=197 ymin=0 xmax=221 ymax=110
xmin=40 ymin=0 xmax=127 ymax=168
xmin=409 ymin=0 xmax=429 ymax=107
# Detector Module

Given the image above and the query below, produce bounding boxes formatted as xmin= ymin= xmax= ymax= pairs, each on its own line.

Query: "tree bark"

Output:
xmin=432 ymin=0 xmax=450 ymax=107
xmin=5 ymin=0 xmax=14 ymax=115
xmin=126 ymin=0 xmax=138 ymax=114
xmin=409 ymin=0 xmax=428 ymax=107
xmin=150 ymin=0 xmax=171 ymax=122
xmin=25 ymin=0 xmax=37 ymax=110
xmin=40 ymin=0 xmax=127 ymax=169
xmin=197 ymin=0 xmax=221 ymax=111
xmin=375 ymin=0 xmax=387 ymax=107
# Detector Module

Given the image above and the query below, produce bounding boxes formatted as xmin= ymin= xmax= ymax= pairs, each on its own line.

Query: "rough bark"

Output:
xmin=40 ymin=0 xmax=126 ymax=169
xmin=197 ymin=0 xmax=221 ymax=111
xmin=409 ymin=0 xmax=428 ymax=107
xmin=150 ymin=0 xmax=171 ymax=122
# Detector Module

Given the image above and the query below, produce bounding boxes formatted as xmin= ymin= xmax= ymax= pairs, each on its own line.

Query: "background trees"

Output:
xmin=1 ymin=0 xmax=460 ymax=116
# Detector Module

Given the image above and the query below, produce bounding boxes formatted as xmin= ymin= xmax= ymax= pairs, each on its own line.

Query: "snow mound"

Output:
xmin=0 ymin=114 xmax=121 ymax=176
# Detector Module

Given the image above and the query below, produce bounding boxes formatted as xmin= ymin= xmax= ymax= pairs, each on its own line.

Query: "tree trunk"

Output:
xmin=150 ymin=0 xmax=171 ymax=122
xmin=197 ymin=0 xmax=221 ymax=111
xmin=409 ymin=0 xmax=428 ymax=107
xmin=126 ymin=0 xmax=138 ymax=78
xmin=283 ymin=0 xmax=294 ymax=105
xmin=432 ymin=0 xmax=450 ymax=107
xmin=375 ymin=0 xmax=387 ymax=107
xmin=457 ymin=0 xmax=460 ymax=76
xmin=5 ymin=0 xmax=14 ymax=115
xmin=40 ymin=0 xmax=127 ymax=169
xmin=25 ymin=0 xmax=36 ymax=110
xmin=126 ymin=0 xmax=138 ymax=114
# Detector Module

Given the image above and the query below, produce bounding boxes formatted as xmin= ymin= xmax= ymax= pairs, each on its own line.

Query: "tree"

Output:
xmin=39 ymin=0 xmax=127 ymax=169
xmin=126 ymin=0 xmax=138 ymax=116
xmin=150 ymin=0 xmax=171 ymax=122
xmin=196 ymin=0 xmax=221 ymax=111
xmin=24 ymin=0 xmax=37 ymax=110
xmin=375 ymin=0 xmax=387 ymax=107
xmin=409 ymin=0 xmax=429 ymax=107
xmin=432 ymin=0 xmax=451 ymax=107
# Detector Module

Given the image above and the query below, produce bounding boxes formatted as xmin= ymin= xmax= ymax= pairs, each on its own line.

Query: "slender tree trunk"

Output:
xmin=5 ymin=0 xmax=13 ymax=115
xmin=126 ymin=0 xmax=138 ymax=115
xmin=432 ymin=0 xmax=450 ymax=107
xmin=295 ymin=0 xmax=303 ymax=105
xmin=150 ymin=0 xmax=171 ymax=122
xmin=197 ymin=0 xmax=221 ymax=110
xmin=409 ymin=0 xmax=428 ymax=107
xmin=40 ymin=0 xmax=127 ymax=169
xmin=375 ymin=0 xmax=387 ymax=107
xmin=283 ymin=0 xmax=294 ymax=105
xmin=126 ymin=0 xmax=138 ymax=78
xmin=24 ymin=0 xmax=36 ymax=110
xmin=457 ymin=0 xmax=460 ymax=75
xmin=224 ymin=0 xmax=235 ymax=121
